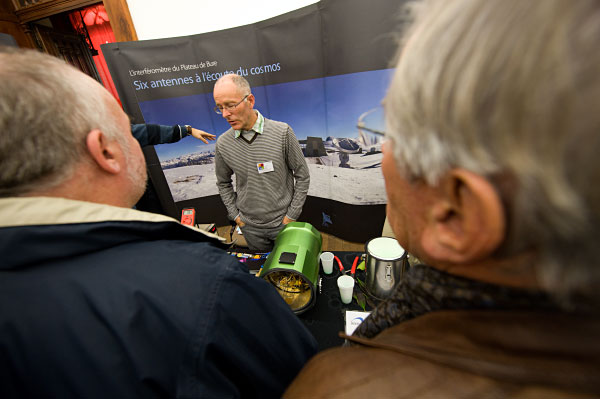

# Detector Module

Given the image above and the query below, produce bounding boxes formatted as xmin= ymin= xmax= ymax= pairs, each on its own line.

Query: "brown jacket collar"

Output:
xmin=286 ymin=310 xmax=600 ymax=398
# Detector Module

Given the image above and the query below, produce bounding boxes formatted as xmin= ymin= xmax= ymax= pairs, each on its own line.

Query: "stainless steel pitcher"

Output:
xmin=364 ymin=237 xmax=408 ymax=299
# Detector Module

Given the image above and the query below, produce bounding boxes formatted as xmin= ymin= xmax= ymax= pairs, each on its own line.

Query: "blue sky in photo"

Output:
xmin=138 ymin=68 xmax=393 ymax=160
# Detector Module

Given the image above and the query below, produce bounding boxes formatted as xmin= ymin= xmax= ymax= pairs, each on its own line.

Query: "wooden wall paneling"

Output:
xmin=101 ymin=0 xmax=136 ymax=42
xmin=32 ymin=22 xmax=101 ymax=82
xmin=2 ymin=0 xmax=138 ymax=48
xmin=14 ymin=0 xmax=98 ymax=23
xmin=0 ymin=0 xmax=35 ymax=47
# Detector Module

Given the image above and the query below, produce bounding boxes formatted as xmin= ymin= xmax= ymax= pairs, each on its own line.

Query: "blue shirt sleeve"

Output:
xmin=131 ymin=124 xmax=183 ymax=146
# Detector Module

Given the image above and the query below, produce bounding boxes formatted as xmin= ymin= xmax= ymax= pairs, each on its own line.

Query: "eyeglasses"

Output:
xmin=213 ymin=94 xmax=249 ymax=114
xmin=356 ymin=122 xmax=385 ymax=137
xmin=356 ymin=107 xmax=385 ymax=136
xmin=356 ymin=107 xmax=386 ymax=153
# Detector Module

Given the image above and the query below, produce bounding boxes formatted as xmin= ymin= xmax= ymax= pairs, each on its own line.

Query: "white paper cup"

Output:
xmin=320 ymin=252 xmax=335 ymax=274
xmin=337 ymin=275 xmax=355 ymax=304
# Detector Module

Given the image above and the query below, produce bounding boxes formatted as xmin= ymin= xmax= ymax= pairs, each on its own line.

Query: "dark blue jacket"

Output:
xmin=131 ymin=124 xmax=186 ymax=147
xmin=0 ymin=197 xmax=317 ymax=398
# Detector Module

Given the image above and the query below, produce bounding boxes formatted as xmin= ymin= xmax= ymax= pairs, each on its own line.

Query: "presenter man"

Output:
xmin=213 ymin=74 xmax=310 ymax=251
xmin=0 ymin=48 xmax=317 ymax=399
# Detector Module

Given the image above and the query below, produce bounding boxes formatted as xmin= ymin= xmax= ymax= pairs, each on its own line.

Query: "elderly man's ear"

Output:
xmin=421 ymin=169 xmax=505 ymax=264
xmin=85 ymin=129 xmax=122 ymax=174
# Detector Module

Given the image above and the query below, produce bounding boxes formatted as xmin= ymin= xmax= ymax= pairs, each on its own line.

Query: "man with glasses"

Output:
xmin=285 ymin=0 xmax=600 ymax=397
xmin=213 ymin=73 xmax=310 ymax=251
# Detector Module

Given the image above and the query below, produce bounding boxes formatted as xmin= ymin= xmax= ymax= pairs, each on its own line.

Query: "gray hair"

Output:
xmin=385 ymin=0 xmax=600 ymax=301
xmin=216 ymin=73 xmax=251 ymax=96
xmin=0 ymin=47 xmax=123 ymax=196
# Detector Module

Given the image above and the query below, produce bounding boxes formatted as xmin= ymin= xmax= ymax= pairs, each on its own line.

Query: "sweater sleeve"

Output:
xmin=214 ymin=137 xmax=239 ymax=221
xmin=285 ymin=126 xmax=310 ymax=220
xmin=131 ymin=124 xmax=182 ymax=146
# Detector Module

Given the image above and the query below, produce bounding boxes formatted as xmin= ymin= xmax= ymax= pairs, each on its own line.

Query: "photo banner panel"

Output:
xmin=102 ymin=0 xmax=404 ymax=242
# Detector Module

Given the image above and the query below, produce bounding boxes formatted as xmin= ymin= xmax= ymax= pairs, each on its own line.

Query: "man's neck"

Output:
xmin=242 ymin=110 xmax=259 ymax=131
xmin=26 ymin=170 xmax=137 ymax=209
xmin=432 ymin=251 xmax=541 ymax=291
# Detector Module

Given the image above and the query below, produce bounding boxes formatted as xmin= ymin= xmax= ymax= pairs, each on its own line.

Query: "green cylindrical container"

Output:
xmin=261 ymin=222 xmax=322 ymax=314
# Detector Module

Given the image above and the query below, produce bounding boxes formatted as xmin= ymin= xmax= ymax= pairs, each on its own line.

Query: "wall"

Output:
xmin=125 ymin=0 xmax=318 ymax=40
xmin=0 ymin=1 xmax=34 ymax=48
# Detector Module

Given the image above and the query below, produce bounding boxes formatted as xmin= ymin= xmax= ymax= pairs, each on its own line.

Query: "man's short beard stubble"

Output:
xmin=126 ymin=152 xmax=148 ymax=204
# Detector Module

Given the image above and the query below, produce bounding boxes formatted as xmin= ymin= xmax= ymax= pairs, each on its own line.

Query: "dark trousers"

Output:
xmin=240 ymin=223 xmax=285 ymax=251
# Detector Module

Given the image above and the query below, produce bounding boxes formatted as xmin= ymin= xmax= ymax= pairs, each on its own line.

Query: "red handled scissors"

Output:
xmin=334 ymin=255 xmax=359 ymax=276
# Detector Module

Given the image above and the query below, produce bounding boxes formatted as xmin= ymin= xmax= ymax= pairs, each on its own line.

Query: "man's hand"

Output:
xmin=235 ymin=216 xmax=246 ymax=227
xmin=190 ymin=128 xmax=216 ymax=144
xmin=282 ymin=216 xmax=294 ymax=225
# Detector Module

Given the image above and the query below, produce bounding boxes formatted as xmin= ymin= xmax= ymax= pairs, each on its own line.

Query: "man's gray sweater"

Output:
xmin=214 ymin=118 xmax=310 ymax=229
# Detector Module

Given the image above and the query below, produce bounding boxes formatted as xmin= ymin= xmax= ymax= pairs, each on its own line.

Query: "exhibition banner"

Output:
xmin=103 ymin=0 xmax=404 ymax=242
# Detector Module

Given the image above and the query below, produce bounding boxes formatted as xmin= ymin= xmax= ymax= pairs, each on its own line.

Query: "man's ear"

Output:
xmin=421 ymin=169 xmax=505 ymax=264
xmin=85 ymin=129 xmax=121 ymax=174
xmin=247 ymin=93 xmax=255 ymax=108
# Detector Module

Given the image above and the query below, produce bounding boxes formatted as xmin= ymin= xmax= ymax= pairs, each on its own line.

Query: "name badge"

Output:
xmin=257 ymin=161 xmax=274 ymax=174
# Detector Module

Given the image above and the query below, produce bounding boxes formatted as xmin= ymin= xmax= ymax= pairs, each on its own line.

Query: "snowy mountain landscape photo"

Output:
xmin=161 ymin=138 xmax=386 ymax=205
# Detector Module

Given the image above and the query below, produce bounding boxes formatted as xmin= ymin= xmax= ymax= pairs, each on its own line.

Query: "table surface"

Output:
xmin=228 ymin=249 xmax=378 ymax=351
xmin=298 ymin=251 xmax=378 ymax=351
